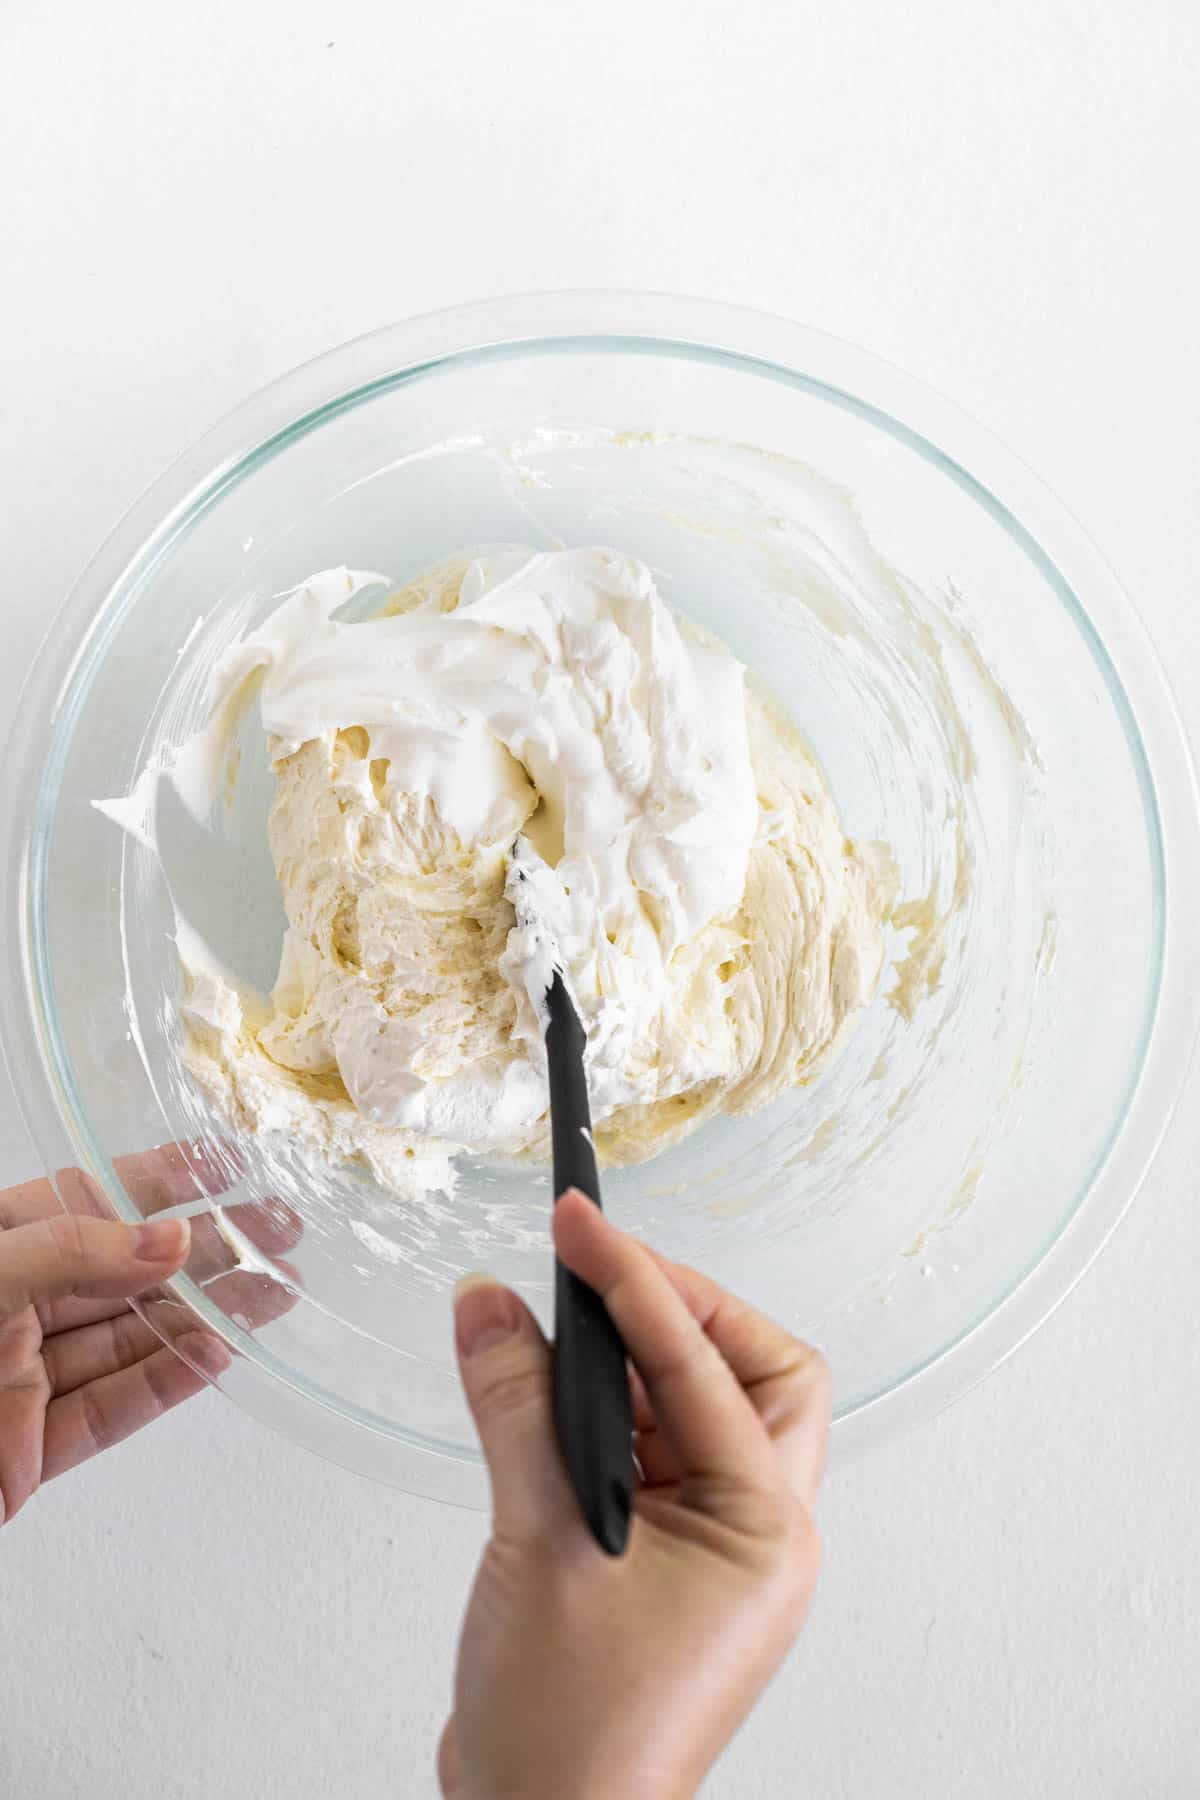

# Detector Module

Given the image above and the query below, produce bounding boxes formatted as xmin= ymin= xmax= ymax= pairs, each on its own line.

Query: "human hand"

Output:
xmin=438 ymin=1189 xmax=830 ymax=1800
xmin=0 ymin=1144 xmax=297 ymax=1528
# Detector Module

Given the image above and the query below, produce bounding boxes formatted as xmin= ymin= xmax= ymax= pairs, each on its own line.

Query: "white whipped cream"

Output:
xmin=112 ymin=548 xmax=891 ymax=1191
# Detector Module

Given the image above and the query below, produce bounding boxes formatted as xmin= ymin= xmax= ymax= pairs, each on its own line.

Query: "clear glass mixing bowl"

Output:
xmin=5 ymin=293 xmax=1198 ymax=1503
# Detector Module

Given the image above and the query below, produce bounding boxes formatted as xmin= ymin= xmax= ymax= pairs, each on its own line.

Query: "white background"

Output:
xmin=2 ymin=3 xmax=1199 ymax=1795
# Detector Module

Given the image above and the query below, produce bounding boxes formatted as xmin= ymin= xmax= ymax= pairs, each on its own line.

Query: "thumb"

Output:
xmin=0 ymin=1213 xmax=191 ymax=1317
xmin=454 ymin=1275 xmax=574 ymax=1542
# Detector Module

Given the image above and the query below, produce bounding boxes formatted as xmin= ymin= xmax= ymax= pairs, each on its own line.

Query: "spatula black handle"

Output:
xmin=545 ymin=971 xmax=635 ymax=1557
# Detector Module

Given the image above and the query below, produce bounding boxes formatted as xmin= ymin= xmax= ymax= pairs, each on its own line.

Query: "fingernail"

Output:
xmin=177 ymin=1330 xmax=232 ymax=1377
xmin=134 ymin=1217 xmax=191 ymax=1263
xmin=455 ymin=1275 xmax=521 ymax=1359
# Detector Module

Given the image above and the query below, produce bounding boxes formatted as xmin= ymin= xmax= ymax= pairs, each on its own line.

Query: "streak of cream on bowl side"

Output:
xmin=485 ymin=427 xmax=1056 ymax=1264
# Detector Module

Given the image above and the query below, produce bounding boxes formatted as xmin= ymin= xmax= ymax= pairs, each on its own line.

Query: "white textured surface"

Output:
xmin=2 ymin=3 xmax=1199 ymax=1794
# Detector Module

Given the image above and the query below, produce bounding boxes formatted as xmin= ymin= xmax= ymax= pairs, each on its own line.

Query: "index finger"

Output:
xmin=552 ymin=1190 xmax=776 ymax=1493
xmin=2 ymin=1147 xmax=240 ymax=1334
xmin=0 ymin=1214 xmax=191 ymax=1318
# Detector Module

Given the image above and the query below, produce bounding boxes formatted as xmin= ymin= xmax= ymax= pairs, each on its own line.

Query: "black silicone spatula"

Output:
xmin=543 ymin=968 xmax=636 ymax=1555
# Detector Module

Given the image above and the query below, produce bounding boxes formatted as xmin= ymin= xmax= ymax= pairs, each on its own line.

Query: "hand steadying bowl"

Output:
xmin=4 ymin=292 xmax=1198 ymax=1503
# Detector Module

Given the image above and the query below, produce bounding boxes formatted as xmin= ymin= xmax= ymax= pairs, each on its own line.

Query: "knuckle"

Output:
xmin=1 ymin=1311 xmax=42 ymax=1370
xmin=471 ymin=1354 xmax=550 ymax=1425
xmin=802 ymin=1343 xmax=832 ymax=1400
xmin=48 ymin=1211 xmax=88 ymax=1270
xmin=726 ymin=1488 xmax=821 ymax=1614
xmin=686 ymin=1475 xmax=797 ymax=1547
xmin=787 ymin=1338 xmax=830 ymax=1394
xmin=109 ymin=1313 xmax=139 ymax=1368
xmin=78 ymin=1386 xmax=112 ymax=1456
xmin=749 ymin=1483 xmax=804 ymax=1546
xmin=654 ymin=1321 xmax=725 ymax=1396
xmin=57 ymin=1168 xmax=104 ymax=1219
xmin=726 ymin=1484 xmax=822 ymax=1586
xmin=139 ymin=1353 xmax=174 ymax=1415
xmin=773 ymin=1342 xmax=831 ymax=1425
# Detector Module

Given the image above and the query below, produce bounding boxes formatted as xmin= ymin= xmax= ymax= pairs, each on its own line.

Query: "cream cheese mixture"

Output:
xmin=133 ymin=548 xmax=892 ymax=1194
